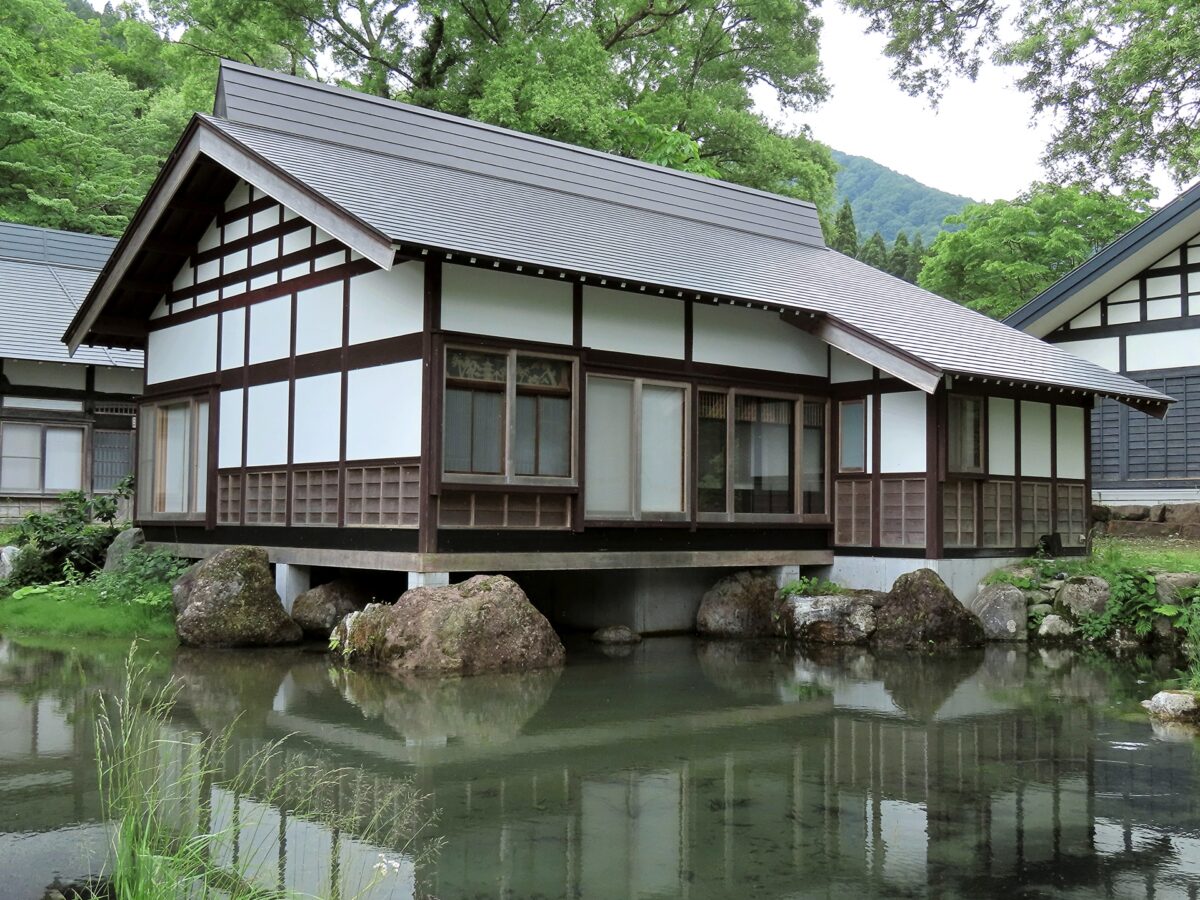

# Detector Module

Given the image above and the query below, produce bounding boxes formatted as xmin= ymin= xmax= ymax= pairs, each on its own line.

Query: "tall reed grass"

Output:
xmin=92 ymin=647 xmax=442 ymax=899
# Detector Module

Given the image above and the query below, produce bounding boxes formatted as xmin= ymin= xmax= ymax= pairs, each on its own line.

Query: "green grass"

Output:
xmin=0 ymin=583 xmax=176 ymax=639
xmin=988 ymin=536 xmax=1200 ymax=586
xmin=0 ymin=525 xmax=18 ymax=545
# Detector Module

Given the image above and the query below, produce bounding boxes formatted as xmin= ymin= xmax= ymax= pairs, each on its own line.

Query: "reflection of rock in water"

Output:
xmin=695 ymin=639 xmax=796 ymax=700
xmin=332 ymin=665 xmax=560 ymax=744
xmin=172 ymin=647 xmax=303 ymax=733
xmin=980 ymin=644 xmax=1029 ymax=689
xmin=794 ymin=643 xmax=878 ymax=680
xmin=872 ymin=649 xmax=984 ymax=722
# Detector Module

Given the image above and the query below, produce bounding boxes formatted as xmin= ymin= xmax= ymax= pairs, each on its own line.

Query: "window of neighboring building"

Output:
xmin=138 ymin=397 xmax=209 ymax=518
xmin=697 ymin=391 xmax=728 ymax=513
xmin=801 ymin=400 xmax=827 ymax=515
xmin=443 ymin=348 xmax=575 ymax=482
xmin=733 ymin=395 xmax=794 ymax=514
xmin=92 ymin=430 xmax=134 ymax=493
xmin=838 ymin=399 xmax=866 ymax=472
xmin=0 ymin=422 xmax=85 ymax=494
xmin=948 ymin=394 xmax=984 ymax=474
xmin=584 ymin=375 xmax=687 ymax=519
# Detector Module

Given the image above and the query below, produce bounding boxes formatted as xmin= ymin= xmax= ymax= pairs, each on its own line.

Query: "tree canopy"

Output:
xmin=916 ymin=183 xmax=1150 ymax=319
xmin=842 ymin=0 xmax=1200 ymax=189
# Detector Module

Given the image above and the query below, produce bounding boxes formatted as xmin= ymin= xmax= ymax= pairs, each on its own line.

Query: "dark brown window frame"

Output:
xmin=947 ymin=393 xmax=986 ymax=476
xmin=837 ymin=398 xmax=867 ymax=474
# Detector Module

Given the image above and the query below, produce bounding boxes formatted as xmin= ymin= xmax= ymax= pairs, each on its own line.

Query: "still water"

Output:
xmin=2 ymin=635 xmax=1199 ymax=899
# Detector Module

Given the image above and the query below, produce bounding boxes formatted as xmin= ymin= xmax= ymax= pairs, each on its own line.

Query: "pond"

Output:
xmin=1 ymin=635 xmax=1199 ymax=899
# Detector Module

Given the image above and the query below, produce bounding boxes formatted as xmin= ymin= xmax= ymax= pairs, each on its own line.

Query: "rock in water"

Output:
xmin=967 ymin=583 xmax=1028 ymax=642
xmin=1056 ymin=576 xmax=1110 ymax=618
xmin=1037 ymin=614 xmax=1075 ymax=640
xmin=789 ymin=594 xmax=876 ymax=644
xmin=591 ymin=625 xmax=642 ymax=645
xmin=102 ymin=527 xmax=145 ymax=572
xmin=695 ymin=570 xmax=790 ymax=638
xmin=292 ymin=579 xmax=372 ymax=638
xmin=1142 ymin=690 xmax=1200 ymax=722
xmin=871 ymin=569 xmax=985 ymax=650
xmin=332 ymin=575 xmax=564 ymax=675
xmin=172 ymin=547 xmax=301 ymax=647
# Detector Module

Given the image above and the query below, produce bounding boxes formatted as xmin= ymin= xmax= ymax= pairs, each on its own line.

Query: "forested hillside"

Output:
xmin=832 ymin=149 xmax=972 ymax=242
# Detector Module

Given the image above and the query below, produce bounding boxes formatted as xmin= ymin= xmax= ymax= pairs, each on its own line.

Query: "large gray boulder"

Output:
xmin=1108 ymin=504 xmax=1150 ymax=521
xmin=291 ymin=579 xmax=372 ymax=638
xmin=1163 ymin=502 xmax=1200 ymax=525
xmin=1056 ymin=576 xmax=1110 ymax=618
xmin=871 ymin=569 xmax=985 ymax=650
xmin=789 ymin=594 xmax=876 ymax=644
xmin=1038 ymin=614 xmax=1075 ymax=640
xmin=331 ymin=575 xmax=564 ymax=675
xmin=0 ymin=545 xmax=18 ymax=582
xmin=103 ymin=527 xmax=145 ymax=572
xmin=1156 ymin=572 xmax=1200 ymax=605
xmin=591 ymin=625 xmax=642 ymax=645
xmin=1142 ymin=690 xmax=1200 ymax=723
xmin=172 ymin=547 xmax=301 ymax=647
xmin=967 ymin=583 xmax=1028 ymax=641
xmin=695 ymin=570 xmax=790 ymax=638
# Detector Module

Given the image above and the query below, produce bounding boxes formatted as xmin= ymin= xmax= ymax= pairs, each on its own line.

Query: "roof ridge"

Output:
xmin=217 ymin=59 xmax=821 ymax=214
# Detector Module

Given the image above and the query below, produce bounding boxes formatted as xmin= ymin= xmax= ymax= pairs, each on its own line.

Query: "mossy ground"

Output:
xmin=0 ymin=583 xmax=176 ymax=639
xmin=989 ymin=536 xmax=1200 ymax=586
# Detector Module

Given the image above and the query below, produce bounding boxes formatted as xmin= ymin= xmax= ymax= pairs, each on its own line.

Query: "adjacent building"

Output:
xmin=64 ymin=62 xmax=1171 ymax=601
xmin=1007 ymin=184 xmax=1200 ymax=505
xmin=0 ymin=223 xmax=141 ymax=522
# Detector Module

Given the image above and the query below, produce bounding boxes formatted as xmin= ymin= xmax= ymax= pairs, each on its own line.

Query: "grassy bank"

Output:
xmin=0 ymin=582 xmax=176 ymax=638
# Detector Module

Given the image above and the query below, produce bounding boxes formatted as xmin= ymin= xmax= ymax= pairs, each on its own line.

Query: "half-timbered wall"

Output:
xmin=1048 ymin=231 xmax=1200 ymax=492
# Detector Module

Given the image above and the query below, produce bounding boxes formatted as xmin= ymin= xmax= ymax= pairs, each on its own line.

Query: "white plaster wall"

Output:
xmin=1107 ymin=302 xmax=1140 ymax=324
xmin=692 ymin=303 xmax=826 ymax=376
xmin=94 ymin=366 xmax=142 ymax=395
xmin=348 ymin=262 xmax=424 ymax=344
xmin=1151 ymin=249 xmax=1181 ymax=269
xmin=248 ymin=296 xmax=291 ymax=365
xmin=879 ymin=391 xmax=926 ymax=472
xmin=146 ymin=317 xmax=217 ymax=384
xmin=295 ymin=281 xmax=343 ymax=356
xmin=819 ymin=556 xmax=1025 ymax=602
xmin=345 ymin=360 xmax=422 ymax=460
xmin=1108 ymin=280 xmax=1139 ymax=303
xmin=988 ymin=397 xmax=1016 ymax=476
xmin=830 ymin=349 xmax=871 ymax=383
xmin=1020 ymin=401 xmax=1052 ymax=478
xmin=582 ymin=287 xmax=684 ymax=359
xmin=1126 ymin=329 xmax=1200 ymax=370
xmin=3 ymin=360 xmax=86 ymax=389
xmin=220 ymin=309 xmax=246 ymax=370
xmin=1145 ymin=274 xmax=1179 ymax=298
xmin=218 ymin=388 xmax=244 ymax=468
xmin=1069 ymin=302 xmax=1101 ymax=328
xmin=197 ymin=221 xmax=221 ymax=253
xmin=292 ymin=373 xmax=341 ymax=464
xmin=866 ymin=395 xmax=874 ymax=475
xmin=1056 ymin=337 xmax=1120 ymax=372
xmin=1056 ymin=405 xmax=1086 ymax=480
xmin=441 ymin=266 xmax=572 ymax=344
xmin=245 ymin=381 xmax=289 ymax=467
xmin=225 ymin=181 xmax=250 ymax=211
xmin=1147 ymin=297 xmax=1182 ymax=319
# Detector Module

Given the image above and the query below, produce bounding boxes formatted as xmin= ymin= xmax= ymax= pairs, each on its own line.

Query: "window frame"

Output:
xmin=584 ymin=373 xmax=691 ymax=523
xmin=947 ymin=393 xmax=986 ymax=477
xmin=0 ymin=419 xmax=89 ymax=496
xmin=441 ymin=345 xmax=579 ymax=488
xmin=92 ymin=428 xmax=136 ymax=494
xmin=837 ymin=398 xmax=868 ymax=474
xmin=137 ymin=394 xmax=210 ymax=522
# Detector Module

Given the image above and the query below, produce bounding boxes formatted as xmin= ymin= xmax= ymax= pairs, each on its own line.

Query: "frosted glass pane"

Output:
xmin=444 ymin=388 xmax=472 ymax=472
xmin=1 ymin=424 xmax=41 ymax=491
xmin=160 ymin=403 xmax=191 ymax=513
xmin=640 ymin=385 xmax=684 ymax=513
xmin=3 ymin=423 xmax=40 ymax=457
xmin=471 ymin=391 xmax=504 ymax=473
xmin=515 ymin=394 xmax=537 ymax=475
xmin=840 ymin=402 xmax=865 ymax=470
xmin=44 ymin=428 xmax=83 ymax=492
xmin=538 ymin=396 xmax=571 ymax=476
xmin=137 ymin=407 xmax=156 ymax=517
xmin=585 ymin=377 xmax=633 ymax=516
xmin=195 ymin=402 xmax=209 ymax=513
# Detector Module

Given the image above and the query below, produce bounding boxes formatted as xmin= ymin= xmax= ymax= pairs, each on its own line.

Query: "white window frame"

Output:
xmin=0 ymin=419 xmax=88 ymax=496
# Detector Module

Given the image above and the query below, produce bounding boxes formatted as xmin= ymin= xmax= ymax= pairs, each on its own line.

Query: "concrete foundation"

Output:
xmin=408 ymin=570 xmax=451 ymax=589
xmin=816 ymin=556 xmax=1023 ymax=604
xmin=274 ymin=562 xmax=310 ymax=614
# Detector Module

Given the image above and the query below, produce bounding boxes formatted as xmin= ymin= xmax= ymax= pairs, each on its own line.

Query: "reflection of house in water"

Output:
xmin=3 ymin=640 xmax=1200 ymax=899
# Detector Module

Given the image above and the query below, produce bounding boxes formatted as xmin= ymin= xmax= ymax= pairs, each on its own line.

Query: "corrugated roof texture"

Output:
xmin=0 ymin=223 xmax=141 ymax=367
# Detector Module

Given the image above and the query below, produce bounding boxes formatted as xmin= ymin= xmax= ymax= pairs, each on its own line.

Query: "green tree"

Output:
xmin=856 ymin=231 xmax=888 ymax=269
xmin=917 ymin=183 xmax=1149 ymax=318
xmin=831 ymin=199 xmax=859 ymax=255
xmin=904 ymin=232 xmax=925 ymax=283
xmin=886 ymin=231 xmax=910 ymax=278
xmin=843 ymin=0 xmax=1200 ymax=188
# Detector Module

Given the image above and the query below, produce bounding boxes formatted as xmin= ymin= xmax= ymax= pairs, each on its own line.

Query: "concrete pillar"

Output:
xmin=408 ymin=571 xmax=451 ymax=589
xmin=772 ymin=565 xmax=802 ymax=590
xmin=274 ymin=563 xmax=310 ymax=613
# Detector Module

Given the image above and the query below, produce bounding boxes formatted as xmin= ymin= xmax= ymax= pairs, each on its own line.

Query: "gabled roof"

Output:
xmin=67 ymin=61 xmax=1171 ymax=412
xmin=0 ymin=222 xmax=141 ymax=368
xmin=1006 ymin=180 xmax=1200 ymax=337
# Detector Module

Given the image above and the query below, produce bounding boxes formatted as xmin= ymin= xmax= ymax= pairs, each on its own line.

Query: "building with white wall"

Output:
xmin=63 ymin=62 xmax=1171 ymax=595
xmin=0 ymin=223 xmax=142 ymax=522
xmin=1008 ymin=185 xmax=1200 ymax=505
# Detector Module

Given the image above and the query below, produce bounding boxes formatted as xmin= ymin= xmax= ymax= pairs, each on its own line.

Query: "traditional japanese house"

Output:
xmin=1 ymin=222 xmax=141 ymax=522
xmin=1008 ymin=184 xmax=1200 ymax=506
xmin=64 ymin=62 xmax=1171 ymax=611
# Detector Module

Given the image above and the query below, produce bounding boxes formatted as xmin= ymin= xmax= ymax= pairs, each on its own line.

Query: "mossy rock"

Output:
xmin=172 ymin=547 xmax=301 ymax=648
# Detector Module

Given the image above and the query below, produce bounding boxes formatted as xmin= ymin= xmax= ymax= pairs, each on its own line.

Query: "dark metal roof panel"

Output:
xmin=0 ymin=221 xmax=117 ymax=270
xmin=214 ymin=61 xmax=826 ymax=249
xmin=213 ymin=115 xmax=1167 ymax=404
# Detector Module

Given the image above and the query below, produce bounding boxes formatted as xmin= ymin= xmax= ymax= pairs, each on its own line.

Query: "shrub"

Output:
xmin=5 ymin=490 xmax=124 ymax=587
xmin=780 ymin=576 xmax=843 ymax=597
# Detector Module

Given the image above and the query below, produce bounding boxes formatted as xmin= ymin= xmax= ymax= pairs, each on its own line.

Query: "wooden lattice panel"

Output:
xmin=833 ymin=479 xmax=871 ymax=546
xmin=292 ymin=468 xmax=339 ymax=525
xmin=1020 ymin=481 xmax=1053 ymax=547
xmin=1055 ymin=483 xmax=1088 ymax=547
xmin=438 ymin=491 xmax=571 ymax=528
xmin=880 ymin=477 xmax=925 ymax=548
xmin=217 ymin=473 xmax=242 ymax=525
xmin=345 ymin=464 xmax=419 ymax=527
xmin=981 ymin=480 xmax=1015 ymax=548
xmin=943 ymin=480 xmax=977 ymax=548
xmin=244 ymin=471 xmax=287 ymax=524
